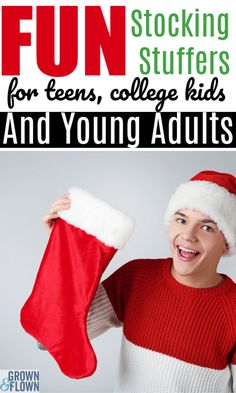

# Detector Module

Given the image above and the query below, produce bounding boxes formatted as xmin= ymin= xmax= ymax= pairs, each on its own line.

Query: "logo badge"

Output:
xmin=0 ymin=370 xmax=39 ymax=392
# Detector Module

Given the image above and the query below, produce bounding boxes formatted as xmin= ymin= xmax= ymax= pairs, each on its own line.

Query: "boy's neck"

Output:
xmin=170 ymin=265 xmax=225 ymax=289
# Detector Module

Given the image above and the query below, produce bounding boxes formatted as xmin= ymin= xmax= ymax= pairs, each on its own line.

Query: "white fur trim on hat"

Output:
xmin=58 ymin=187 xmax=135 ymax=249
xmin=164 ymin=180 xmax=236 ymax=255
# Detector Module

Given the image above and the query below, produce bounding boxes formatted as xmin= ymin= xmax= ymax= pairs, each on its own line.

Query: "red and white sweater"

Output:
xmin=87 ymin=258 xmax=236 ymax=393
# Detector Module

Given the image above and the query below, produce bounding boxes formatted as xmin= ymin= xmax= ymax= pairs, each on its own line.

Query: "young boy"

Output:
xmin=43 ymin=170 xmax=236 ymax=393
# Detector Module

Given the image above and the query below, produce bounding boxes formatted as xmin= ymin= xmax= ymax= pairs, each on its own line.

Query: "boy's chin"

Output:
xmin=172 ymin=255 xmax=201 ymax=275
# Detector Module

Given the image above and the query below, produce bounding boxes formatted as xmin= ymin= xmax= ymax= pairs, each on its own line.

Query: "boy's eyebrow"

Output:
xmin=201 ymin=218 xmax=217 ymax=224
xmin=175 ymin=211 xmax=186 ymax=217
xmin=175 ymin=210 xmax=217 ymax=224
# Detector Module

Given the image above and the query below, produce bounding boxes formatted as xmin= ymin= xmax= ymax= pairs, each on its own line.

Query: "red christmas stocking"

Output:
xmin=20 ymin=187 xmax=135 ymax=379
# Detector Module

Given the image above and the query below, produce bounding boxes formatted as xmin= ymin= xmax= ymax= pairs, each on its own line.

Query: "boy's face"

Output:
xmin=168 ymin=208 xmax=228 ymax=279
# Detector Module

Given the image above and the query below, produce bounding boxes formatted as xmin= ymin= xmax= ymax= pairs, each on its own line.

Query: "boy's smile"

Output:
xmin=176 ymin=244 xmax=200 ymax=262
xmin=168 ymin=208 xmax=228 ymax=288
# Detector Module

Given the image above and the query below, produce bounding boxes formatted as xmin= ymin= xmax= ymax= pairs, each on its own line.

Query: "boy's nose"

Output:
xmin=180 ymin=227 xmax=198 ymax=242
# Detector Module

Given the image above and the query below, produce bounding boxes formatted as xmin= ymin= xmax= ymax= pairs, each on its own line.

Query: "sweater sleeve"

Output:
xmin=102 ymin=260 xmax=137 ymax=323
xmin=86 ymin=283 xmax=123 ymax=340
xmin=77 ymin=259 xmax=141 ymax=340
xmin=87 ymin=259 xmax=137 ymax=337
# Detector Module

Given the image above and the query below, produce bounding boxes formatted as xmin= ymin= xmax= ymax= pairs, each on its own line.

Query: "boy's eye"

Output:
xmin=202 ymin=225 xmax=213 ymax=232
xmin=177 ymin=218 xmax=185 ymax=224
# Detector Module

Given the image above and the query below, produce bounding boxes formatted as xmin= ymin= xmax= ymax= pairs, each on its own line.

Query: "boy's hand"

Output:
xmin=42 ymin=192 xmax=71 ymax=235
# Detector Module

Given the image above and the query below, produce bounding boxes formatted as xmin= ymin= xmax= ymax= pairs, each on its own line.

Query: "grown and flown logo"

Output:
xmin=0 ymin=371 xmax=39 ymax=392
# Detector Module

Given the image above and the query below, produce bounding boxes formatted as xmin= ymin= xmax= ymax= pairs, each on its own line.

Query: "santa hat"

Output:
xmin=164 ymin=170 xmax=236 ymax=255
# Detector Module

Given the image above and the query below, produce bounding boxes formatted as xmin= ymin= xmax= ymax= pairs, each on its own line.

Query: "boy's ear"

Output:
xmin=223 ymin=242 xmax=229 ymax=255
